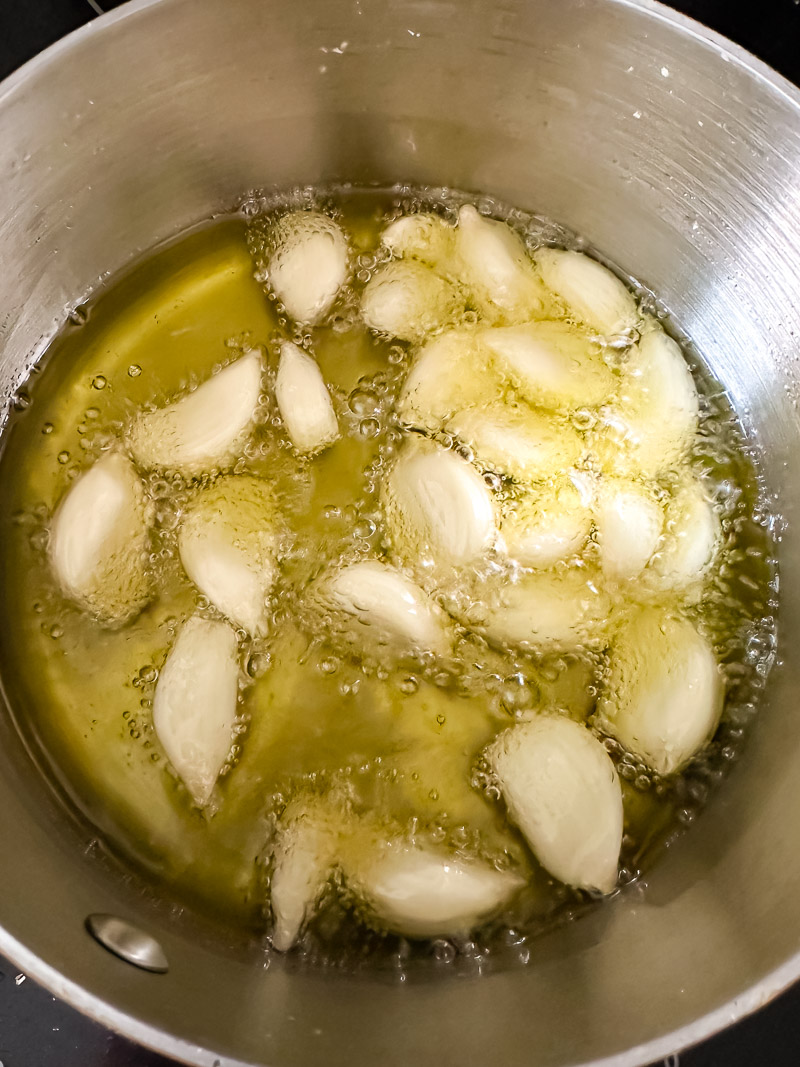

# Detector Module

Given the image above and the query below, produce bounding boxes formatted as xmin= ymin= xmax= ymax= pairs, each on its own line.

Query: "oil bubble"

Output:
xmin=431 ymin=939 xmax=456 ymax=963
xmin=246 ymin=651 xmax=271 ymax=678
xmin=359 ymin=418 xmax=380 ymax=438
xmin=349 ymin=389 xmax=380 ymax=417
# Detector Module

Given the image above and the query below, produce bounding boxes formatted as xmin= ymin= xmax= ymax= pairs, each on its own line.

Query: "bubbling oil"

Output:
xmin=0 ymin=186 xmax=778 ymax=969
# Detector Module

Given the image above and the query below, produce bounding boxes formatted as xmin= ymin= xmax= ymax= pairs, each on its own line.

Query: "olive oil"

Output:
xmin=0 ymin=188 xmax=777 ymax=960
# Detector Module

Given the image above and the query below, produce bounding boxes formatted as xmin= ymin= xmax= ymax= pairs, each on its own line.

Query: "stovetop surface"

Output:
xmin=0 ymin=1 xmax=799 ymax=1064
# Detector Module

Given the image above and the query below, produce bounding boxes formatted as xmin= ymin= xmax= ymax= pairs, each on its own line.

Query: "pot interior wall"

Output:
xmin=0 ymin=1 xmax=799 ymax=1064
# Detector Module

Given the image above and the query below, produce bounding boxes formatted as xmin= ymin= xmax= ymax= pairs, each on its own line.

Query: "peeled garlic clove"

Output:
xmin=623 ymin=328 xmax=700 ymax=439
xmin=652 ymin=476 xmax=722 ymax=591
xmin=499 ymin=478 xmax=591 ymax=568
xmin=351 ymin=840 xmax=523 ymax=938
xmin=596 ymin=328 xmax=699 ymax=476
xmin=153 ymin=615 xmax=239 ymax=806
xmin=395 ymin=329 xmax=500 ymax=433
xmin=49 ymin=453 xmax=151 ymax=625
xmin=325 ymin=560 xmax=449 ymax=657
xmin=381 ymin=212 xmax=456 ymax=268
xmin=535 ymin=248 xmax=638 ymax=336
xmin=274 ymin=340 xmax=338 ymax=454
xmin=382 ymin=438 xmax=496 ymax=568
xmin=448 ymin=402 xmax=583 ymax=483
xmin=270 ymin=798 xmax=341 ymax=952
xmin=178 ymin=475 xmax=277 ymax=636
xmin=267 ymin=210 xmax=348 ymax=325
xmin=595 ymin=607 xmax=724 ymax=776
xmin=594 ymin=478 xmax=664 ymax=581
xmin=361 ymin=260 xmax=463 ymax=342
xmin=455 ymin=205 xmax=544 ymax=323
xmin=476 ymin=566 xmax=610 ymax=652
xmin=127 ymin=350 xmax=262 ymax=477
xmin=487 ymin=716 xmax=623 ymax=893
xmin=482 ymin=320 xmax=616 ymax=410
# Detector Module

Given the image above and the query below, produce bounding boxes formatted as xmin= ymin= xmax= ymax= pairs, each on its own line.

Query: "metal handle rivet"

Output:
xmin=85 ymin=914 xmax=169 ymax=974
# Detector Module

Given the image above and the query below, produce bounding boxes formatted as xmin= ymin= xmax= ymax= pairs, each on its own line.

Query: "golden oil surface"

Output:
xmin=0 ymin=190 xmax=777 ymax=955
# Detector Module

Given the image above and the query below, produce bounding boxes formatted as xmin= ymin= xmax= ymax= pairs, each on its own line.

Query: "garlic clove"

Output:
xmin=595 ymin=607 xmax=724 ymax=776
xmin=350 ymin=840 xmax=523 ymax=938
xmin=455 ymin=205 xmax=545 ymax=323
xmin=487 ymin=715 xmax=623 ymax=894
xmin=270 ymin=797 xmax=341 ymax=952
xmin=325 ymin=559 xmax=450 ymax=657
xmin=482 ymin=319 xmax=616 ymax=410
xmin=476 ymin=566 xmax=610 ymax=653
xmin=535 ymin=248 xmax=638 ymax=336
xmin=594 ymin=477 xmax=664 ymax=581
xmin=395 ymin=329 xmax=501 ymax=433
xmin=177 ymin=475 xmax=277 ymax=636
xmin=361 ymin=259 xmax=463 ymax=342
xmin=267 ymin=210 xmax=348 ymax=325
xmin=49 ymin=452 xmax=151 ymax=625
xmin=499 ymin=477 xmax=591 ymax=568
xmin=652 ymin=476 xmax=722 ymax=591
xmin=127 ymin=350 xmax=263 ymax=478
xmin=152 ymin=615 xmax=240 ymax=806
xmin=381 ymin=212 xmax=456 ymax=269
xmin=595 ymin=327 xmax=699 ymax=477
xmin=448 ymin=402 xmax=583 ymax=483
xmin=274 ymin=340 xmax=339 ymax=455
xmin=382 ymin=438 xmax=496 ymax=569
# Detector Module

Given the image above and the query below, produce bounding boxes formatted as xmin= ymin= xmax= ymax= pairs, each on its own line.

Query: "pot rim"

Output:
xmin=0 ymin=0 xmax=798 ymax=1064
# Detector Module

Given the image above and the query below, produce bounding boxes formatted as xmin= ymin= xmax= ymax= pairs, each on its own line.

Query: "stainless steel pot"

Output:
xmin=0 ymin=0 xmax=798 ymax=1063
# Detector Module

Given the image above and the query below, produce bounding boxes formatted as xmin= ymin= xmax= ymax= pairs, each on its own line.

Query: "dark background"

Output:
xmin=1 ymin=0 xmax=800 ymax=1064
